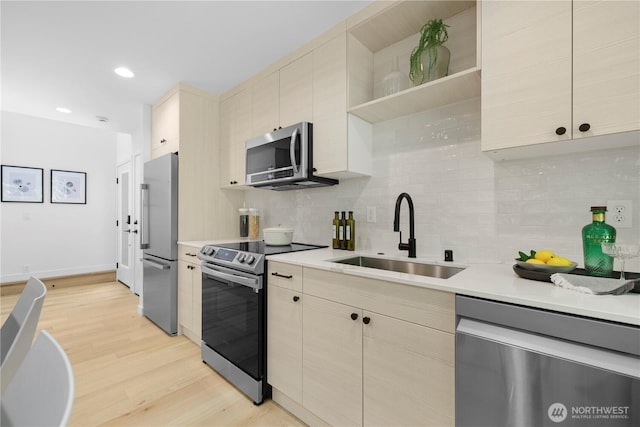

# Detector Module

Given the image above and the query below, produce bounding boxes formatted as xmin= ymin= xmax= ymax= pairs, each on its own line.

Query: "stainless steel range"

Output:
xmin=197 ymin=241 xmax=325 ymax=404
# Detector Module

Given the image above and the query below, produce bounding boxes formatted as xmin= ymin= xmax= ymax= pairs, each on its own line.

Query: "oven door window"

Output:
xmin=202 ymin=270 xmax=264 ymax=380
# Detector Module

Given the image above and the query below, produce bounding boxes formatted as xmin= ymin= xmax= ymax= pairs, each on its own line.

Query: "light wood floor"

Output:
xmin=1 ymin=281 xmax=306 ymax=427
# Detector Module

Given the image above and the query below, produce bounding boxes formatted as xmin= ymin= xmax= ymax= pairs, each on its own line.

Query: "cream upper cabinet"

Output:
xmin=573 ymin=0 xmax=640 ymax=139
xmin=280 ymin=53 xmax=313 ymax=128
xmin=151 ymin=88 xmax=180 ymax=158
xmin=313 ymin=33 xmax=373 ymax=178
xmin=312 ymin=34 xmax=349 ymax=177
xmin=481 ymin=0 xmax=639 ymax=153
xmin=251 ymin=53 xmax=312 ymax=136
xmin=251 ymin=71 xmax=279 ymax=137
xmin=220 ymin=88 xmax=251 ymax=188
xmin=152 ymin=83 xmax=239 ymax=241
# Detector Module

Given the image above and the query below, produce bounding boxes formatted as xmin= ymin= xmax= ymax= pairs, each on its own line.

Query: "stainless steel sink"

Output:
xmin=331 ymin=256 xmax=464 ymax=279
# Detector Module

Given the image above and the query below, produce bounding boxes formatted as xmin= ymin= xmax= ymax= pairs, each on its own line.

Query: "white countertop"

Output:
xmin=265 ymin=248 xmax=640 ymax=326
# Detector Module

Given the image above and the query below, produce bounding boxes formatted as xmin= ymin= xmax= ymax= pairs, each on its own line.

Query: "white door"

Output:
xmin=116 ymin=161 xmax=133 ymax=287
xmin=132 ymin=153 xmax=143 ymax=296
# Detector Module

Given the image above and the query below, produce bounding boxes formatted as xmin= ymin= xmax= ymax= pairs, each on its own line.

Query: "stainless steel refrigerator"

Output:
xmin=141 ymin=153 xmax=178 ymax=335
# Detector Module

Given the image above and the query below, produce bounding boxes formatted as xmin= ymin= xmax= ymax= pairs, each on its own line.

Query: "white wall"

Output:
xmin=1 ymin=111 xmax=118 ymax=282
xmin=245 ymin=98 xmax=640 ymax=271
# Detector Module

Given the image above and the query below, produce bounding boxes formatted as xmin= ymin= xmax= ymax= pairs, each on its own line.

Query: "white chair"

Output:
xmin=0 ymin=276 xmax=47 ymax=393
xmin=0 ymin=330 xmax=75 ymax=427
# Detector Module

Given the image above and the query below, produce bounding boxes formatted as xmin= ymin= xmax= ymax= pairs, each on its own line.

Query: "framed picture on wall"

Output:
xmin=1 ymin=165 xmax=44 ymax=203
xmin=51 ymin=169 xmax=87 ymax=204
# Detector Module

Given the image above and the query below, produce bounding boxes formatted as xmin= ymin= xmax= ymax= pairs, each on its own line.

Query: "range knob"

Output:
xmin=204 ymin=247 xmax=214 ymax=256
xmin=246 ymin=255 xmax=256 ymax=265
xmin=237 ymin=254 xmax=246 ymax=263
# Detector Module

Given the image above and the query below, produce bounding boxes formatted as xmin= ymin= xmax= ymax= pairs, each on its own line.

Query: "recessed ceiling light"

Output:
xmin=114 ymin=67 xmax=134 ymax=78
xmin=56 ymin=107 xmax=72 ymax=114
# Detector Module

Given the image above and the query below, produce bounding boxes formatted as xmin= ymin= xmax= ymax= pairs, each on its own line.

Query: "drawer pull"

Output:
xmin=363 ymin=316 xmax=371 ymax=325
xmin=293 ymin=296 xmax=300 ymax=302
xmin=271 ymin=272 xmax=293 ymax=279
xmin=555 ymin=127 xmax=566 ymax=135
xmin=351 ymin=313 xmax=358 ymax=321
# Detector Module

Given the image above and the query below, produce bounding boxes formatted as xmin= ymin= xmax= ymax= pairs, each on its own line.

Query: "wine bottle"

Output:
xmin=339 ymin=211 xmax=346 ymax=250
xmin=582 ymin=206 xmax=616 ymax=277
xmin=332 ymin=211 xmax=340 ymax=249
xmin=347 ymin=211 xmax=355 ymax=251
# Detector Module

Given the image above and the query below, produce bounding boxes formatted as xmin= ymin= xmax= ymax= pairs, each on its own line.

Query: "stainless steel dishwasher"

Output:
xmin=456 ymin=295 xmax=640 ymax=427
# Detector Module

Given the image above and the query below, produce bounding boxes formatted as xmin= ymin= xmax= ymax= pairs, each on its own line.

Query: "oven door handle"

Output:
xmin=202 ymin=265 xmax=261 ymax=291
xmin=290 ymin=127 xmax=299 ymax=174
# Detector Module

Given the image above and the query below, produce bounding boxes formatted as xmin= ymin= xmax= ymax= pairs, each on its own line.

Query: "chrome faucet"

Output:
xmin=393 ymin=192 xmax=416 ymax=258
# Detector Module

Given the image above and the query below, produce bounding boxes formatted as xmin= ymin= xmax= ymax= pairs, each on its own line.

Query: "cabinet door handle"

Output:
xmin=579 ymin=123 xmax=591 ymax=132
xmin=363 ymin=316 xmax=371 ymax=325
xmin=555 ymin=127 xmax=566 ymax=136
xmin=293 ymin=296 xmax=300 ymax=302
xmin=160 ymin=138 xmax=167 ymax=144
xmin=271 ymin=272 xmax=293 ymax=279
xmin=351 ymin=313 xmax=358 ymax=321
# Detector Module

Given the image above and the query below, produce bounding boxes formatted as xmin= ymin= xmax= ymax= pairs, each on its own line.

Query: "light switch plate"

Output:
xmin=606 ymin=200 xmax=633 ymax=228
xmin=367 ymin=206 xmax=376 ymax=223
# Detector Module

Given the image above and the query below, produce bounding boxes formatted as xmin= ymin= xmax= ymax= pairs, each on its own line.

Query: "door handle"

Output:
xmin=289 ymin=127 xmax=299 ymax=174
xmin=140 ymin=184 xmax=149 ymax=249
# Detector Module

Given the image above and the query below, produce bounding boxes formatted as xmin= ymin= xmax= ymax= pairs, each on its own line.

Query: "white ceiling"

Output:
xmin=1 ymin=0 xmax=371 ymax=134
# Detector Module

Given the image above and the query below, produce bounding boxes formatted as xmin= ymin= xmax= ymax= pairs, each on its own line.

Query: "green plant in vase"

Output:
xmin=409 ymin=18 xmax=450 ymax=85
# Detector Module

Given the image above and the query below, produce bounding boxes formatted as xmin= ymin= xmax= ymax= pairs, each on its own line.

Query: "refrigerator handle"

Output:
xmin=140 ymin=183 xmax=150 ymax=249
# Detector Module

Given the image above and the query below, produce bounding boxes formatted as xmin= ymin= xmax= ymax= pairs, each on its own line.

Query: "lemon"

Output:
xmin=535 ymin=250 xmax=556 ymax=263
xmin=547 ymin=257 xmax=573 ymax=266
xmin=525 ymin=259 xmax=545 ymax=264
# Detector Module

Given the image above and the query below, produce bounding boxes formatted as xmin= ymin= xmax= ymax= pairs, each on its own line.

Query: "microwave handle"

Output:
xmin=290 ymin=127 xmax=299 ymax=174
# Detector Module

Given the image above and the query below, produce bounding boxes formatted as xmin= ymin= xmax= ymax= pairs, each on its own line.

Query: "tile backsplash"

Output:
xmin=245 ymin=98 xmax=640 ymax=270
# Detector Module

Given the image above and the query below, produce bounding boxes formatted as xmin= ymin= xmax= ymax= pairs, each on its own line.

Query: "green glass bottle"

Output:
xmin=582 ymin=206 xmax=616 ymax=277
xmin=332 ymin=212 xmax=340 ymax=249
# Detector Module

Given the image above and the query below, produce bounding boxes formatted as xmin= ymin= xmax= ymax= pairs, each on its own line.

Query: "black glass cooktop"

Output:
xmin=215 ymin=241 xmax=327 ymax=256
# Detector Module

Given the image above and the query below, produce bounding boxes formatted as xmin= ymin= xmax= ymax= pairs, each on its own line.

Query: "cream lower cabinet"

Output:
xmin=269 ymin=265 xmax=455 ymax=427
xmin=363 ymin=311 xmax=455 ymax=427
xmin=303 ymin=295 xmax=363 ymax=427
xmin=267 ymin=262 xmax=304 ymax=402
xmin=178 ymin=245 xmax=202 ymax=344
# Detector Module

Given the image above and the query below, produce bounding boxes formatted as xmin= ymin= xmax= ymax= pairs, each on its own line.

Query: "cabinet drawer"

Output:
xmin=178 ymin=245 xmax=200 ymax=263
xmin=268 ymin=261 xmax=303 ymax=292
xmin=303 ymin=267 xmax=455 ymax=333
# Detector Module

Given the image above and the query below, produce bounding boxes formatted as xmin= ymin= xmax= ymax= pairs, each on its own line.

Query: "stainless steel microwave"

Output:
xmin=245 ymin=122 xmax=338 ymax=190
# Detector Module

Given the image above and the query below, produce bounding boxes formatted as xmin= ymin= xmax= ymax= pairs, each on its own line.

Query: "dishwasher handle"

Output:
xmin=457 ymin=317 xmax=640 ymax=379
